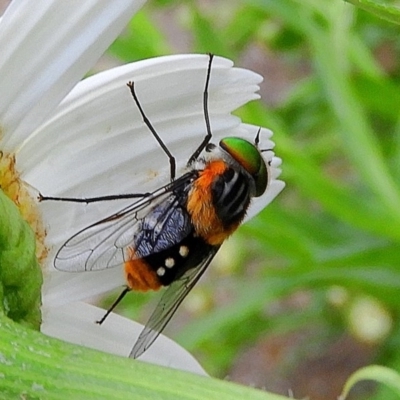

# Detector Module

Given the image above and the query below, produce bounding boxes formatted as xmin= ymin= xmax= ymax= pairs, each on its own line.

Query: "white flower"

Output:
xmin=0 ymin=0 xmax=284 ymax=374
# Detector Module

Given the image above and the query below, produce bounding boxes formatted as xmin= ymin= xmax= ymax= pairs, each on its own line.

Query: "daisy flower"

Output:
xmin=0 ymin=0 xmax=284 ymax=378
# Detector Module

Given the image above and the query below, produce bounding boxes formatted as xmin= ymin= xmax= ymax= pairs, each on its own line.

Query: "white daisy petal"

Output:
xmin=41 ymin=301 xmax=207 ymax=375
xmin=42 ymin=267 xmax=126 ymax=308
xmin=246 ymin=176 xmax=285 ymax=221
xmin=18 ymin=54 xmax=261 ymax=188
xmin=0 ymin=0 xmax=145 ymax=151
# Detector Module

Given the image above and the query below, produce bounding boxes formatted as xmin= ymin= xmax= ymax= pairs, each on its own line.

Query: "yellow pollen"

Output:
xmin=0 ymin=151 xmax=48 ymax=264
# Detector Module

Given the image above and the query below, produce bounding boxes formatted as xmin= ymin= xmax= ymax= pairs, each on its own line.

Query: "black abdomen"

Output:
xmin=141 ymin=232 xmax=214 ymax=286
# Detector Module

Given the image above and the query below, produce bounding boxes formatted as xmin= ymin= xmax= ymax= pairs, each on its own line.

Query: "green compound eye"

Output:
xmin=220 ymin=137 xmax=268 ymax=197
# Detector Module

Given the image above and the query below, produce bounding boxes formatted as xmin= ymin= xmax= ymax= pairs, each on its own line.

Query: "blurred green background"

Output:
xmin=97 ymin=1 xmax=400 ymax=399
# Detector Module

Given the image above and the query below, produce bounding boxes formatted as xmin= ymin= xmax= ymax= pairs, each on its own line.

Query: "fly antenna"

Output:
xmin=254 ymin=127 xmax=262 ymax=147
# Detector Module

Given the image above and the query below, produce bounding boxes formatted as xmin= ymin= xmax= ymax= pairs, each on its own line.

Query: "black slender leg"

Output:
xmin=127 ymin=81 xmax=176 ymax=181
xmin=38 ymin=192 xmax=149 ymax=203
xmin=96 ymin=287 xmax=131 ymax=325
xmin=187 ymin=53 xmax=214 ymax=166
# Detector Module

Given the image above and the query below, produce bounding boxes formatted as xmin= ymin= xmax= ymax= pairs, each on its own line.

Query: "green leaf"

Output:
xmin=245 ymin=0 xmax=400 ymax=222
xmin=108 ymin=9 xmax=171 ymax=62
xmin=223 ymin=6 xmax=266 ymax=53
xmin=177 ymin=279 xmax=291 ymax=350
xmin=345 ymin=0 xmax=400 ymax=25
xmin=189 ymin=7 xmax=232 ymax=58
xmin=0 ymin=314 xmax=293 ymax=400
xmin=341 ymin=365 xmax=400 ymax=399
xmin=0 ymin=190 xmax=42 ymax=329
xmin=305 ymin=5 xmax=400 ymax=222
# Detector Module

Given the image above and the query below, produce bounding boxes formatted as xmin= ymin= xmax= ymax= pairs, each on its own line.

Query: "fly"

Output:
xmin=40 ymin=54 xmax=270 ymax=358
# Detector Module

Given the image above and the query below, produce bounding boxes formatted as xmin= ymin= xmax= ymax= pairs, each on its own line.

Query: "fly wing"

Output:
xmin=129 ymin=246 xmax=220 ymax=358
xmin=54 ymin=172 xmax=195 ymax=272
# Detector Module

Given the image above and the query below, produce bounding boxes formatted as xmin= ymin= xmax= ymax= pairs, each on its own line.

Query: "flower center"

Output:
xmin=0 ymin=151 xmax=48 ymax=264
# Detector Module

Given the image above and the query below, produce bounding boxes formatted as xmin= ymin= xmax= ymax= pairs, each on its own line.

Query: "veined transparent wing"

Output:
xmin=54 ymin=172 xmax=196 ymax=272
xmin=129 ymin=246 xmax=219 ymax=358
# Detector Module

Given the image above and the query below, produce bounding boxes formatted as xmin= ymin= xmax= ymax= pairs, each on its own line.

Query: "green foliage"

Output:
xmin=342 ymin=365 xmax=400 ymax=399
xmin=0 ymin=190 xmax=42 ymax=329
xmin=107 ymin=0 xmax=400 ymax=398
xmin=345 ymin=0 xmax=400 ymax=25
xmin=0 ymin=314 xmax=291 ymax=400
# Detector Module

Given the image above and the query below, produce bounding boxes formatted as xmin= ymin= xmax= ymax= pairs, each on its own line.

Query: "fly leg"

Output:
xmin=38 ymin=192 xmax=150 ymax=203
xmin=187 ymin=53 xmax=214 ymax=166
xmin=127 ymin=81 xmax=176 ymax=181
xmin=96 ymin=287 xmax=131 ymax=325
